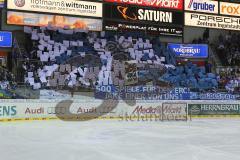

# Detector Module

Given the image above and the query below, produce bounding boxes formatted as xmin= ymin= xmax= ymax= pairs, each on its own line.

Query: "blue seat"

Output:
xmin=207 ymin=73 xmax=216 ymax=79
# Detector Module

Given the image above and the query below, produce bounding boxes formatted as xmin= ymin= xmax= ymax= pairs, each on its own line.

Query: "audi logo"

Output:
xmin=48 ymin=107 xmax=67 ymax=114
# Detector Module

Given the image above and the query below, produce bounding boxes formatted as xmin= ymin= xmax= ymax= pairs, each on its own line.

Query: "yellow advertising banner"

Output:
xmin=0 ymin=0 xmax=4 ymax=8
xmin=220 ymin=2 xmax=240 ymax=17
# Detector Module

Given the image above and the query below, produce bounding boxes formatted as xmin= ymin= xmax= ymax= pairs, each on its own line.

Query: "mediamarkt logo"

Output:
xmin=14 ymin=0 xmax=25 ymax=7
xmin=106 ymin=0 xmax=182 ymax=9
xmin=188 ymin=0 xmax=215 ymax=12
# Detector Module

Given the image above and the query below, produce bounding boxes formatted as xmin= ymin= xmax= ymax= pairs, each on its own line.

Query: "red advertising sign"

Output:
xmin=104 ymin=0 xmax=183 ymax=10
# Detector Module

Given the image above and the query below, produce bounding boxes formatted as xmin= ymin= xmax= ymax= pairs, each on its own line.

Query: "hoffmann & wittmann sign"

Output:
xmin=7 ymin=0 xmax=103 ymax=17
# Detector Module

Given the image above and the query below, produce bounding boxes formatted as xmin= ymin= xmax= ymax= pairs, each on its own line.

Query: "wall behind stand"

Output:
xmin=1 ymin=9 xmax=23 ymax=31
xmin=184 ymin=26 xmax=231 ymax=44
xmin=209 ymin=29 xmax=228 ymax=44
xmin=184 ymin=26 xmax=205 ymax=43
xmin=159 ymin=36 xmax=182 ymax=43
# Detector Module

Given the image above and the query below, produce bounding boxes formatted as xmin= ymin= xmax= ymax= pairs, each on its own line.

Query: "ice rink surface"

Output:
xmin=0 ymin=119 xmax=240 ymax=160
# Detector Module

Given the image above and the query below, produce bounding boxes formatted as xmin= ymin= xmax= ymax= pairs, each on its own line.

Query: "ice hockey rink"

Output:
xmin=1 ymin=119 xmax=240 ymax=160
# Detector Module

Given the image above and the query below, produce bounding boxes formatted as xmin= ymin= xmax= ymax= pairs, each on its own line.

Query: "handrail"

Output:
xmin=16 ymin=58 xmax=41 ymax=63
xmin=209 ymin=44 xmax=221 ymax=65
xmin=216 ymin=66 xmax=240 ymax=69
xmin=13 ymin=37 xmax=23 ymax=58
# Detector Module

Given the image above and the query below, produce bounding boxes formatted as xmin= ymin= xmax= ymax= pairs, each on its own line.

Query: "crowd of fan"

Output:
xmin=217 ymin=68 xmax=240 ymax=93
xmin=9 ymin=26 xmax=240 ymax=96
xmin=213 ymin=31 xmax=240 ymax=93
xmin=161 ymin=61 xmax=218 ymax=92
xmin=192 ymin=29 xmax=209 ymax=44
xmin=191 ymin=29 xmax=240 ymax=93
xmin=217 ymin=32 xmax=240 ymax=66
xmin=21 ymin=26 xmax=174 ymax=90
xmin=0 ymin=66 xmax=16 ymax=91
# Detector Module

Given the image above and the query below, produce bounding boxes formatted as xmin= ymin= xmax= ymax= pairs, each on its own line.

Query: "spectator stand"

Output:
xmin=0 ymin=66 xmax=20 ymax=99
xmin=18 ymin=26 xmax=176 ymax=92
xmin=215 ymin=31 xmax=240 ymax=66
xmin=216 ymin=66 xmax=240 ymax=93
xmin=10 ymin=25 xmax=237 ymax=99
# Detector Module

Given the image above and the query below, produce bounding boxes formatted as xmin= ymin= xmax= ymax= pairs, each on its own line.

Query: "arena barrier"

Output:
xmin=1 ymin=99 xmax=240 ymax=122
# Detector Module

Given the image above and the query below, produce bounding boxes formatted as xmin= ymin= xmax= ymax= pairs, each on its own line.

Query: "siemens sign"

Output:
xmin=0 ymin=106 xmax=17 ymax=117
xmin=0 ymin=31 xmax=13 ymax=48
xmin=185 ymin=0 xmax=218 ymax=14
xmin=168 ymin=43 xmax=208 ymax=58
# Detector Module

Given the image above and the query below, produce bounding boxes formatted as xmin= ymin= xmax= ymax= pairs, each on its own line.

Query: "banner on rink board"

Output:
xmin=104 ymin=0 xmax=183 ymax=10
xmin=162 ymin=103 xmax=187 ymax=120
xmin=1 ymin=100 xmax=240 ymax=122
xmin=185 ymin=12 xmax=240 ymax=31
xmin=0 ymin=100 xmax=189 ymax=122
xmin=7 ymin=0 xmax=102 ymax=18
xmin=188 ymin=104 xmax=240 ymax=115
xmin=7 ymin=11 xmax=102 ymax=31
xmin=184 ymin=0 xmax=218 ymax=14
xmin=220 ymin=2 xmax=240 ymax=17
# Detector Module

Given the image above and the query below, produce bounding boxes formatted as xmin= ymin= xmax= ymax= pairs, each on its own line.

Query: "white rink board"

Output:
xmin=0 ymin=99 xmax=240 ymax=121
xmin=0 ymin=99 xmax=187 ymax=121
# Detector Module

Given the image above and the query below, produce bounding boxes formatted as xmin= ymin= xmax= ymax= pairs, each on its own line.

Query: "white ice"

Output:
xmin=0 ymin=120 xmax=240 ymax=160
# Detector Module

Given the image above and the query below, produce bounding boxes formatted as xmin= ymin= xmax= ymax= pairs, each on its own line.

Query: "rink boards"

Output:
xmin=1 ymin=99 xmax=240 ymax=122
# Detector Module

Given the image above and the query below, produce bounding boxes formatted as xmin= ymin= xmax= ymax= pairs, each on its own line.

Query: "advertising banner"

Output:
xmin=124 ymin=62 xmax=138 ymax=85
xmin=220 ymin=2 xmax=240 ymax=17
xmin=0 ymin=31 xmax=13 ymax=48
xmin=185 ymin=12 xmax=240 ymax=31
xmin=184 ymin=0 xmax=218 ymax=14
xmin=0 ymin=0 xmax=4 ymax=8
xmin=95 ymin=86 xmax=191 ymax=100
xmin=0 ymin=100 xmax=115 ymax=121
xmin=2 ymin=99 xmax=240 ymax=122
xmin=95 ymin=86 xmax=237 ymax=100
xmin=189 ymin=104 xmax=240 ymax=115
xmin=104 ymin=4 xmax=183 ymax=26
xmin=7 ymin=11 xmax=102 ymax=31
xmin=162 ymin=103 xmax=187 ymax=120
xmin=104 ymin=0 xmax=183 ymax=10
xmin=104 ymin=20 xmax=183 ymax=36
xmin=168 ymin=43 xmax=208 ymax=58
xmin=7 ymin=0 xmax=102 ymax=18
xmin=0 ymin=99 xmax=189 ymax=122
xmin=0 ymin=105 xmax=17 ymax=118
